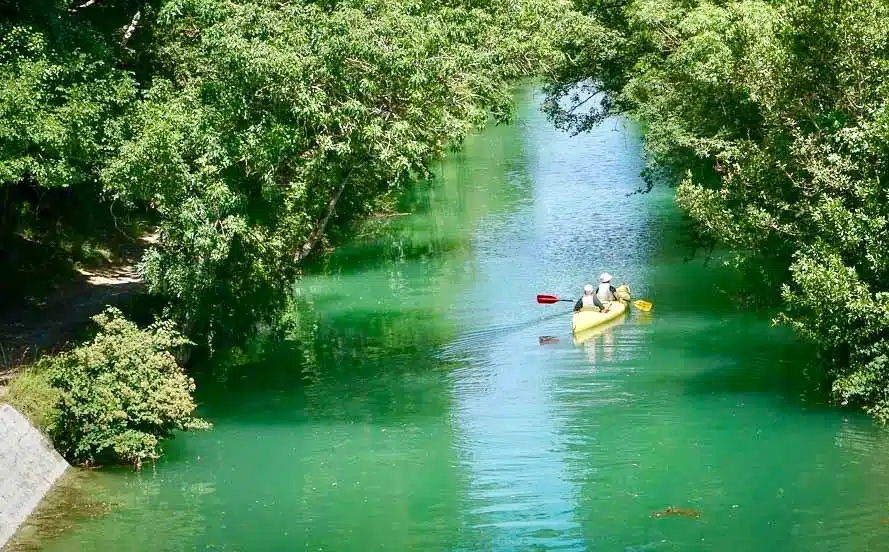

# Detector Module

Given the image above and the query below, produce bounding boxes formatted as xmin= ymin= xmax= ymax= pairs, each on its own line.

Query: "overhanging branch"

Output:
xmin=121 ymin=10 xmax=141 ymax=48
xmin=69 ymin=0 xmax=99 ymax=12
xmin=293 ymin=173 xmax=350 ymax=263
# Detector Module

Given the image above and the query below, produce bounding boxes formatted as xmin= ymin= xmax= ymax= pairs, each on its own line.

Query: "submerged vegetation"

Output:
xmin=545 ymin=0 xmax=889 ymax=421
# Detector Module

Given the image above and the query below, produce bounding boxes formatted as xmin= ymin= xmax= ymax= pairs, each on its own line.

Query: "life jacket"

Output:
xmin=614 ymin=284 xmax=631 ymax=302
xmin=596 ymin=282 xmax=615 ymax=303
xmin=580 ymin=295 xmax=598 ymax=310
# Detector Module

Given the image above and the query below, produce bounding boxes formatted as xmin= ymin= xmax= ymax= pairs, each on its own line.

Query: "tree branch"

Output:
xmin=69 ymin=0 xmax=99 ymax=12
xmin=121 ymin=10 xmax=141 ymax=48
xmin=567 ymin=93 xmax=598 ymax=115
xmin=294 ymin=173 xmax=350 ymax=263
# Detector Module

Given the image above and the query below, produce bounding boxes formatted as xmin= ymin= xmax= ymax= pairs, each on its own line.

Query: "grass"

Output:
xmin=4 ymin=362 xmax=60 ymax=433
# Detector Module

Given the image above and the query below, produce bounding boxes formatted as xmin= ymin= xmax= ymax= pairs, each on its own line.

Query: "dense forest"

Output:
xmin=5 ymin=0 xmax=889 ymax=464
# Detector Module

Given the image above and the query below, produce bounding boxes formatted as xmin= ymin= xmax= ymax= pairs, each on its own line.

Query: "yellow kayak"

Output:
xmin=572 ymin=316 xmax=626 ymax=345
xmin=571 ymin=300 xmax=628 ymax=334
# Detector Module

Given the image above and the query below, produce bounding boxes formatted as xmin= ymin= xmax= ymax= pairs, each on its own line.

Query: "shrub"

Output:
xmin=46 ymin=307 xmax=210 ymax=468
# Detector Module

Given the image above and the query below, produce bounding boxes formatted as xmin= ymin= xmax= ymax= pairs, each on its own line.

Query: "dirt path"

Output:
xmin=0 ymin=235 xmax=155 ymax=386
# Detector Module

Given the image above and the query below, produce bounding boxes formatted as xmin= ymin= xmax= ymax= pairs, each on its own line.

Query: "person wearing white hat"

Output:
xmin=573 ymin=283 xmax=606 ymax=312
xmin=596 ymin=272 xmax=618 ymax=310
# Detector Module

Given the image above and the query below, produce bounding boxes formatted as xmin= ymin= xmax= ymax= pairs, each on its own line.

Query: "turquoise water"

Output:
xmin=20 ymin=87 xmax=889 ymax=552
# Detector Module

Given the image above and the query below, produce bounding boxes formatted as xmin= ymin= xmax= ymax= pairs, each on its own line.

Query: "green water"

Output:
xmin=27 ymin=88 xmax=889 ymax=551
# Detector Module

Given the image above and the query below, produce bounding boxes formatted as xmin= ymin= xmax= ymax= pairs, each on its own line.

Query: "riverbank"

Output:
xmin=542 ymin=0 xmax=889 ymax=422
xmin=0 ymin=404 xmax=69 ymax=550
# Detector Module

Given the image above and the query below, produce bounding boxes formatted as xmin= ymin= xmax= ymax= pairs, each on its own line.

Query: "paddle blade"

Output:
xmin=633 ymin=299 xmax=653 ymax=312
xmin=537 ymin=294 xmax=561 ymax=304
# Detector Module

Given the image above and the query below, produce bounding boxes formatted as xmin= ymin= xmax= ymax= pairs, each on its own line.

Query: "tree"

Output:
xmin=47 ymin=307 xmax=209 ymax=468
xmin=545 ymin=0 xmax=889 ymax=420
xmin=102 ymin=0 xmax=576 ymax=350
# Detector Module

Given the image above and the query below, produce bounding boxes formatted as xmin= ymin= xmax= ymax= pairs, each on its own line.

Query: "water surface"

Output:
xmin=23 ymin=87 xmax=889 ymax=552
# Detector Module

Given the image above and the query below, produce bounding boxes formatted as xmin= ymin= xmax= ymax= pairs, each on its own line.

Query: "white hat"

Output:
xmin=583 ymin=284 xmax=594 ymax=294
xmin=599 ymin=272 xmax=612 ymax=283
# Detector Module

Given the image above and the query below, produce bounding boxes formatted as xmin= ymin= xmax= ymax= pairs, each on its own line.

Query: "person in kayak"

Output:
xmin=596 ymin=272 xmax=618 ymax=309
xmin=574 ymin=284 xmax=607 ymax=312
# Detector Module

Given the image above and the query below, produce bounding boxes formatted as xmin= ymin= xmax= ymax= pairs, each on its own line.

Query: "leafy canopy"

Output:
xmin=545 ymin=0 xmax=889 ymax=420
xmin=103 ymin=0 xmax=577 ymax=350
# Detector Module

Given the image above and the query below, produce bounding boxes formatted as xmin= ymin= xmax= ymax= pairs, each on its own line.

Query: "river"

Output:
xmin=17 ymin=87 xmax=889 ymax=551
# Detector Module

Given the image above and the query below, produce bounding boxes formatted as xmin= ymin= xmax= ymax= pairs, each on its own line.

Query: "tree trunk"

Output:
xmin=294 ymin=174 xmax=350 ymax=264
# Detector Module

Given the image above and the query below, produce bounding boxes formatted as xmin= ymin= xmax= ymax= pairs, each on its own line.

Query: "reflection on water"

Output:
xmin=572 ymin=317 xmax=626 ymax=365
xmin=25 ymin=87 xmax=889 ymax=552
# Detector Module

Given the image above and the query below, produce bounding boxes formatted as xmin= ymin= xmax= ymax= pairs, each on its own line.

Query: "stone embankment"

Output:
xmin=0 ymin=404 xmax=68 ymax=550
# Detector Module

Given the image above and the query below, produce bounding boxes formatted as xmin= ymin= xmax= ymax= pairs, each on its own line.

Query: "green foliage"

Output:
xmin=0 ymin=7 xmax=136 ymax=190
xmin=102 ymin=0 xmax=575 ymax=350
xmin=4 ymin=363 xmax=60 ymax=433
xmin=0 ymin=0 xmax=149 ymax=308
xmin=46 ymin=307 xmax=210 ymax=468
xmin=1 ymin=0 xmax=577 ymax=358
xmin=546 ymin=0 xmax=889 ymax=419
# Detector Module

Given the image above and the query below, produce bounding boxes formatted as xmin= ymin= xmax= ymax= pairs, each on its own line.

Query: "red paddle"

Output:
xmin=536 ymin=294 xmax=576 ymax=304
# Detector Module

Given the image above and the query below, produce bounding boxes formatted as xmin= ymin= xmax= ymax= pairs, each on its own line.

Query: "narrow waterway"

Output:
xmin=22 ymin=87 xmax=889 ymax=551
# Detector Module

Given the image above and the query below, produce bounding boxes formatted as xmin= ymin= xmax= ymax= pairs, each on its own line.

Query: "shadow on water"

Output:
xmin=187 ymin=302 xmax=573 ymax=426
xmin=316 ymin=233 xmax=467 ymax=272
xmin=675 ymin=343 xmax=832 ymax=409
xmin=641 ymin=254 xmax=833 ymax=408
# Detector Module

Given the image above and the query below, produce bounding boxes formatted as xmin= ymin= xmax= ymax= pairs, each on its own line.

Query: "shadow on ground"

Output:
xmin=0 ymin=233 xmax=156 ymax=377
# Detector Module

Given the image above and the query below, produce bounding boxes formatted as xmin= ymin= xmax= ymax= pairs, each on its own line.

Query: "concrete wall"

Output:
xmin=0 ymin=404 xmax=68 ymax=549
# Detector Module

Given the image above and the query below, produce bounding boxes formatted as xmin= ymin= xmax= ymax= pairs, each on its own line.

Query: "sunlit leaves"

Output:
xmin=46 ymin=307 xmax=210 ymax=468
xmin=0 ymin=0 xmax=578 ymax=354
xmin=101 ymin=0 xmax=575 ymax=349
xmin=546 ymin=0 xmax=889 ymax=420
xmin=0 ymin=22 xmax=135 ymax=188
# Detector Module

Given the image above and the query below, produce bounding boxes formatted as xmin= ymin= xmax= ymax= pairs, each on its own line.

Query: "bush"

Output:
xmin=46 ymin=307 xmax=210 ymax=468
